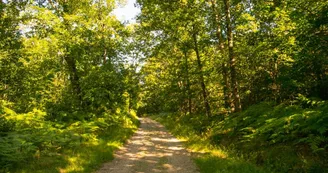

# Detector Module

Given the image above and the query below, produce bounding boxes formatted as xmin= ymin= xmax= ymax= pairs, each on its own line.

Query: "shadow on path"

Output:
xmin=97 ymin=118 xmax=199 ymax=173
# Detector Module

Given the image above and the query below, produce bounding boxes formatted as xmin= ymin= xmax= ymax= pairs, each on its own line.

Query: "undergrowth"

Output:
xmin=0 ymin=101 xmax=139 ymax=173
xmin=151 ymin=100 xmax=328 ymax=173
xmin=151 ymin=114 xmax=269 ymax=173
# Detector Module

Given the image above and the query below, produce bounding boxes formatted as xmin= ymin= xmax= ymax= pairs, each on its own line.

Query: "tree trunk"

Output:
xmin=103 ymin=47 xmax=107 ymax=65
xmin=98 ymin=6 xmax=107 ymax=65
xmin=61 ymin=2 xmax=83 ymax=107
xmin=184 ymin=51 xmax=192 ymax=115
xmin=210 ymin=0 xmax=232 ymax=110
xmin=192 ymin=32 xmax=211 ymax=117
xmin=64 ymin=56 xmax=82 ymax=104
xmin=222 ymin=63 xmax=232 ymax=109
xmin=272 ymin=56 xmax=279 ymax=103
xmin=224 ymin=0 xmax=241 ymax=112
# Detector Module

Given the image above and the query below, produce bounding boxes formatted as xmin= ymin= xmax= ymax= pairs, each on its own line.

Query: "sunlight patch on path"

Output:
xmin=96 ymin=118 xmax=199 ymax=173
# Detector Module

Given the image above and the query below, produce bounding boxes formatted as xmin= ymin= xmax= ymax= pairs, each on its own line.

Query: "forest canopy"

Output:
xmin=0 ymin=0 xmax=327 ymax=172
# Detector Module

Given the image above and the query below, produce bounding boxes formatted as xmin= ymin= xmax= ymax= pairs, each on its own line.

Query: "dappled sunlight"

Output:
xmin=167 ymin=146 xmax=184 ymax=151
xmin=97 ymin=118 xmax=199 ymax=173
xmin=212 ymin=150 xmax=228 ymax=159
xmin=151 ymin=137 xmax=182 ymax=143
xmin=107 ymin=141 xmax=124 ymax=147
xmin=60 ymin=156 xmax=85 ymax=173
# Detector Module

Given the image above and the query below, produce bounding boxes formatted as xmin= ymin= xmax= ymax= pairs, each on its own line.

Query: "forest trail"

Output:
xmin=96 ymin=117 xmax=199 ymax=173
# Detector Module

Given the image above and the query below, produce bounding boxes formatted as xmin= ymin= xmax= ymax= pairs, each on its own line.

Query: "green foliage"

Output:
xmin=207 ymin=101 xmax=328 ymax=172
xmin=1 ymin=0 xmax=328 ymax=172
xmin=195 ymin=155 xmax=267 ymax=173
xmin=151 ymin=99 xmax=328 ymax=172
xmin=137 ymin=0 xmax=328 ymax=115
xmin=151 ymin=114 xmax=270 ymax=173
xmin=294 ymin=94 xmax=326 ymax=108
xmin=0 ymin=102 xmax=138 ymax=172
xmin=0 ymin=0 xmax=141 ymax=171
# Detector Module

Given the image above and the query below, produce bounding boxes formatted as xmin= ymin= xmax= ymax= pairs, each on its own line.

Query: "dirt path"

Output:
xmin=97 ymin=118 xmax=199 ymax=173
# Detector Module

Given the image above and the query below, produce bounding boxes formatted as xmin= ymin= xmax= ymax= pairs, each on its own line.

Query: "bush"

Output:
xmin=209 ymin=101 xmax=328 ymax=172
xmin=0 ymin=101 xmax=138 ymax=172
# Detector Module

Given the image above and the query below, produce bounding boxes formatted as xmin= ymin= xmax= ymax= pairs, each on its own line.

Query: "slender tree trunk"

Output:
xmin=62 ymin=4 xmax=83 ymax=106
xmin=103 ymin=47 xmax=107 ymax=64
xmin=224 ymin=0 xmax=241 ymax=112
xmin=97 ymin=2 xmax=107 ymax=65
xmin=210 ymin=0 xmax=232 ymax=110
xmin=64 ymin=56 xmax=82 ymax=104
xmin=222 ymin=63 xmax=232 ymax=108
xmin=192 ymin=32 xmax=211 ymax=117
xmin=210 ymin=0 xmax=224 ymax=50
xmin=272 ymin=56 xmax=279 ymax=103
xmin=184 ymin=51 xmax=192 ymax=115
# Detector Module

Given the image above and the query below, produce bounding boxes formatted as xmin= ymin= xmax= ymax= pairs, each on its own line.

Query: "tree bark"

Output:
xmin=64 ymin=56 xmax=82 ymax=104
xmin=61 ymin=2 xmax=83 ymax=106
xmin=184 ymin=51 xmax=192 ymax=115
xmin=222 ymin=63 xmax=232 ymax=108
xmin=210 ymin=0 xmax=232 ymax=110
xmin=192 ymin=32 xmax=211 ymax=117
xmin=223 ymin=0 xmax=241 ymax=112
xmin=103 ymin=47 xmax=107 ymax=65
xmin=98 ymin=2 xmax=107 ymax=65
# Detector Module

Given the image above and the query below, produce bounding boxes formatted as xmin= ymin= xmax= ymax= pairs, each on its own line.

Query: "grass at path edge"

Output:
xmin=8 ymin=114 xmax=139 ymax=173
xmin=150 ymin=114 xmax=270 ymax=173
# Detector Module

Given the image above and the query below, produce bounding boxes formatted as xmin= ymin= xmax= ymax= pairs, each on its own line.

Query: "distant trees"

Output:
xmin=136 ymin=0 xmax=328 ymax=115
xmin=0 ymin=0 xmax=139 ymax=117
xmin=0 ymin=1 xmax=141 ymax=171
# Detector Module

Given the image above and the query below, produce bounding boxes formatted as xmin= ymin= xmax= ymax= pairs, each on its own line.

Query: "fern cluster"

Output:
xmin=208 ymin=100 xmax=328 ymax=172
xmin=0 ymin=101 xmax=138 ymax=172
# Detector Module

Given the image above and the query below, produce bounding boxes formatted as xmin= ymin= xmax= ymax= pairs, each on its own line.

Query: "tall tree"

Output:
xmin=209 ymin=0 xmax=232 ymax=110
xmin=192 ymin=27 xmax=211 ymax=116
xmin=223 ymin=0 xmax=241 ymax=112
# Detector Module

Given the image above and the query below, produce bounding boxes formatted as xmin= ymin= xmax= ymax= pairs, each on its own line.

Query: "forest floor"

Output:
xmin=96 ymin=117 xmax=199 ymax=173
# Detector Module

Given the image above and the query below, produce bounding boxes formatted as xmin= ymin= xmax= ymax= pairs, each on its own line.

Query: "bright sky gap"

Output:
xmin=112 ymin=0 xmax=140 ymax=23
